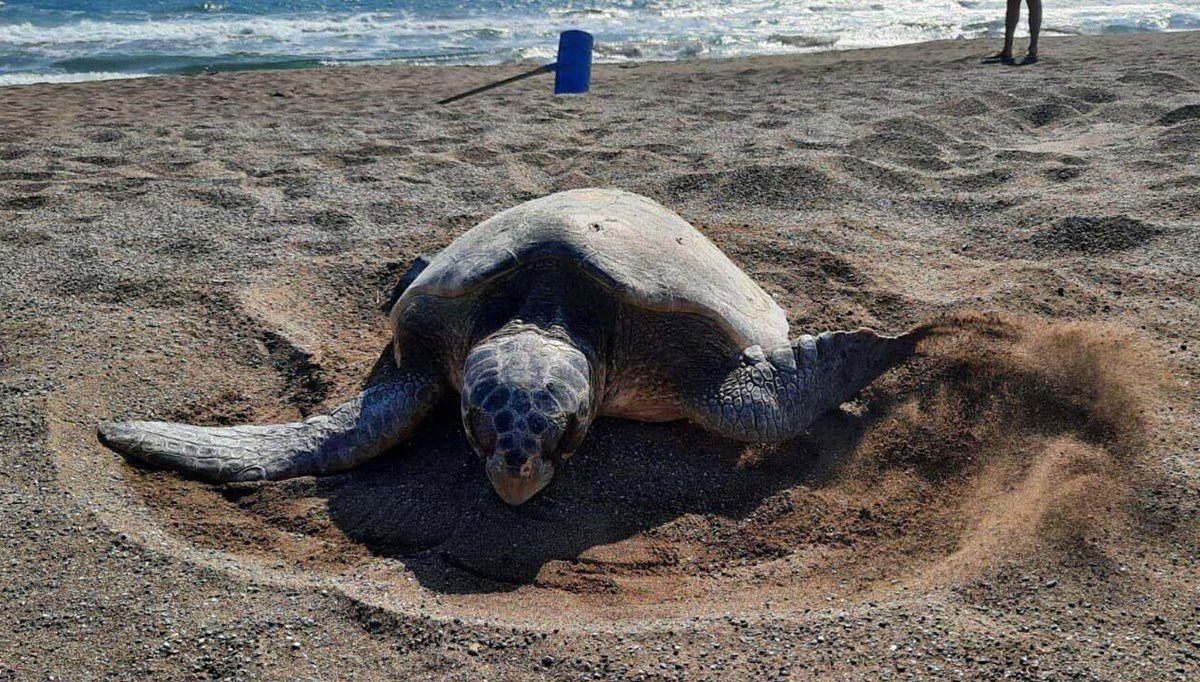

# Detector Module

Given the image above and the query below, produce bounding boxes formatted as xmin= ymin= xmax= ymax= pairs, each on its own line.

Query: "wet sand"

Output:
xmin=2 ymin=32 xmax=1199 ymax=680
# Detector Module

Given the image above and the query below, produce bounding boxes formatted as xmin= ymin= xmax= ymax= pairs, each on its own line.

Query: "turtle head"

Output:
xmin=461 ymin=327 xmax=595 ymax=505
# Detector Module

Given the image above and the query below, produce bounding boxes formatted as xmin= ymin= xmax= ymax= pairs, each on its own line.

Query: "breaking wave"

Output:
xmin=2 ymin=0 xmax=1197 ymax=85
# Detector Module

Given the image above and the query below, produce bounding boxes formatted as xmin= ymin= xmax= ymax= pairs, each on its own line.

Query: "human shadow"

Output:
xmin=301 ymin=350 xmax=881 ymax=594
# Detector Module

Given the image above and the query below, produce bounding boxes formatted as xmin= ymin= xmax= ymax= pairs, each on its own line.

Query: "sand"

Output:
xmin=2 ymin=32 xmax=1199 ymax=680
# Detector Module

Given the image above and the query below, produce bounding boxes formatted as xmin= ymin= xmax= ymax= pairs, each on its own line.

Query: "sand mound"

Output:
xmin=49 ymin=307 xmax=1167 ymax=627
xmin=1029 ymin=216 xmax=1162 ymax=255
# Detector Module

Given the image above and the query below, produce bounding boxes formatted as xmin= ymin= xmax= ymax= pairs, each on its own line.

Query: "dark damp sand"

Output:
xmin=2 ymin=32 xmax=1199 ymax=680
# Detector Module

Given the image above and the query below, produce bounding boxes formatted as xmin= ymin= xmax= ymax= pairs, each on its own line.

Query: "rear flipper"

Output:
xmin=690 ymin=326 xmax=927 ymax=442
xmin=99 ymin=350 xmax=444 ymax=482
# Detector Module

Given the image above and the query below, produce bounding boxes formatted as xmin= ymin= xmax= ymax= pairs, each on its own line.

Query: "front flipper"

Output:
xmin=382 ymin=253 xmax=435 ymax=315
xmin=689 ymin=326 xmax=925 ymax=443
xmin=99 ymin=349 xmax=444 ymax=482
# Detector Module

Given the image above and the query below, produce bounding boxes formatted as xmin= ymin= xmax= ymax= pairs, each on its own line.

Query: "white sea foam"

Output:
xmin=0 ymin=14 xmax=427 ymax=47
xmin=0 ymin=71 xmax=154 ymax=86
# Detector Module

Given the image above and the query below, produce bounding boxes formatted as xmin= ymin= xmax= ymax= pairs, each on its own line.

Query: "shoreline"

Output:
xmin=1 ymin=29 xmax=1197 ymax=91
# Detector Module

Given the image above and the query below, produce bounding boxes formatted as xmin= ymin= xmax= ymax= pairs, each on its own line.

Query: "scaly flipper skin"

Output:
xmin=99 ymin=349 xmax=444 ymax=482
xmin=689 ymin=327 xmax=925 ymax=442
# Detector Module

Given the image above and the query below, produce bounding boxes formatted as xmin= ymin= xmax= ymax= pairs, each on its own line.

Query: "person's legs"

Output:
xmin=1002 ymin=0 xmax=1022 ymax=58
xmin=1026 ymin=0 xmax=1042 ymax=58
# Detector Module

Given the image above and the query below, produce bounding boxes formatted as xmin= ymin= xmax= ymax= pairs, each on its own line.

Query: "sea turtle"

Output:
xmin=100 ymin=188 xmax=927 ymax=505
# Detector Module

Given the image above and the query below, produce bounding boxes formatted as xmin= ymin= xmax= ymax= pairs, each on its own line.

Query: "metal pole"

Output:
xmin=437 ymin=64 xmax=554 ymax=105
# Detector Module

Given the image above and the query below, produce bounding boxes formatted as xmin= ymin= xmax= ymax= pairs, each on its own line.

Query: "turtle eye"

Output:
xmin=558 ymin=414 xmax=587 ymax=459
xmin=463 ymin=422 xmax=485 ymax=457
xmin=460 ymin=400 xmax=493 ymax=458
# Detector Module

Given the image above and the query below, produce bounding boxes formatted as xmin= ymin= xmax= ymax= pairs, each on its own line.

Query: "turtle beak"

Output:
xmin=485 ymin=454 xmax=554 ymax=505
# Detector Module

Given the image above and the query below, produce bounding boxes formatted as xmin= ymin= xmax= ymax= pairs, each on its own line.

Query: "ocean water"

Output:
xmin=1 ymin=0 xmax=1197 ymax=86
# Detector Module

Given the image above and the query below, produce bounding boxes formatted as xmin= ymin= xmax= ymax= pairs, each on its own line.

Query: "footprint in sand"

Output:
xmin=1157 ymin=121 xmax=1200 ymax=151
xmin=937 ymin=96 xmax=992 ymax=117
xmin=941 ymin=168 xmax=1016 ymax=192
xmin=82 ymin=127 xmax=126 ymax=143
xmin=310 ymin=209 xmax=355 ymax=231
xmin=0 ymin=145 xmax=32 ymax=161
xmin=664 ymin=164 xmax=838 ymax=208
xmin=95 ymin=177 xmax=151 ymax=201
xmin=0 ymin=170 xmax=53 ymax=181
xmin=70 ymin=155 xmax=126 ymax=167
xmin=1158 ymin=104 xmax=1200 ymax=126
xmin=189 ymin=186 xmax=260 ymax=210
xmin=0 ymin=227 xmax=52 ymax=247
xmin=1062 ymin=85 xmax=1120 ymax=104
xmin=850 ymin=131 xmax=945 ymax=161
xmin=1117 ymin=70 xmax=1196 ymax=91
xmin=834 ymin=156 xmax=927 ymax=193
xmin=1 ymin=194 xmax=49 ymax=211
xmin=1042 ymin=165 xmax=1085 ymax=182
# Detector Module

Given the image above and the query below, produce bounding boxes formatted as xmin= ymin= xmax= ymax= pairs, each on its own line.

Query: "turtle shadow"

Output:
xmin=289 ymin=259 xmax=875 ymax=593
xmin=310 ymin=394 xmax=873 ymax=595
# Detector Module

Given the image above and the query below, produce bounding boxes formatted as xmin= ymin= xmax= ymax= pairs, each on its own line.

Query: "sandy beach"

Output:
xmin=2 ymin=32 xmax=1199 ymax=680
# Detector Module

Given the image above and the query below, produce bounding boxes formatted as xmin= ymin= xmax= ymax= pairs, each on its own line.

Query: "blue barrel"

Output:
xmin=553 ymin=30 xmax=593 ymax=95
